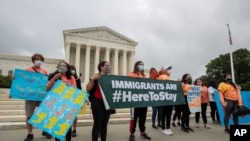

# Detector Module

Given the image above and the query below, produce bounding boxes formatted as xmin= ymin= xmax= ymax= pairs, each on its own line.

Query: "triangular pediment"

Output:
xmin=63 ymin=26 xmax=138 ymax=45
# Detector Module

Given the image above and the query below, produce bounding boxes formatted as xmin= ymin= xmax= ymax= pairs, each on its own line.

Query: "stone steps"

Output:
xmin=0 ymin=88 xmax=211 ymax=130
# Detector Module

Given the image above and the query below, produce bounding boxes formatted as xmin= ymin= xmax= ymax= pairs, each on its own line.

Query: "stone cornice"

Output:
xmin=63 ymin=26 xmax=138 ymax=46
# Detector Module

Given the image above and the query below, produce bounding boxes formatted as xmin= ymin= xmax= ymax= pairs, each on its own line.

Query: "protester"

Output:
xmin=218 ymin=73 xmax=242 ymax=134
xmin=172 ymin=78 xmax=182 ymax=127
xmin=149 ymin=67 xmax=162 ymax=129
xmin=86 ymin=61 xmax=112 ymax=141
xmin=208 ymin=80 xmax=220 ymax=124
xmin=129 ymin=61 xmax=151 ymax=141
xmin=70 ymin=65 xmax=82 ymax=137
xmin=46 ymin=60 xmax=76 ymax=141
xmin=180 ymin=73 xmax=194 ymax=133
xmin=23 ymin=53 xmax=52 ymax=141
xmin=157 ymin=66 xmax=174 ymax=135
xmin=194 ymin=78 xmax=210 ymax=129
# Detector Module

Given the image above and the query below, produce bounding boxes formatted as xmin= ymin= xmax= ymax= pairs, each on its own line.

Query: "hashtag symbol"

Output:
xmin=112 ymin=90 xmax=122 ymax=103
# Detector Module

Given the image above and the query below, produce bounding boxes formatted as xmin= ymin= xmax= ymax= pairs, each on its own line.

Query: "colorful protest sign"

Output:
xmin=29 ymin=80 xmax=89 ymax=140
xmin=9 ymin=68 xmax=48 ymax=101
xmin=215 ymin=91 xmax=250 ymax=126
xmin=98 ymin=75 xmax=186 ymax=110
xmin=187 ymin=85 xmax=201 ymax=113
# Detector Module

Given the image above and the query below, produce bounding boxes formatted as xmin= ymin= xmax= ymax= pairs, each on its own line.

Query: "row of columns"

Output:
xmin=65 ymin=42 xmax=135 ymax=84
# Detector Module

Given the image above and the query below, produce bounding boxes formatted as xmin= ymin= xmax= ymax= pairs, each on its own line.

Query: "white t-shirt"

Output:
xmin=208 ymin=86 xmax=217 ymax=102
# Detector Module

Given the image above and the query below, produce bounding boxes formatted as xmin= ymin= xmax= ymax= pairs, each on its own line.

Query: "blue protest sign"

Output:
xmin=215 ymin=91 xmax=250 ymax=126
xmin=9 ymin=69 xmax=48 ymax=101
xmin=28 ymin=80 xmax=89 ymax=140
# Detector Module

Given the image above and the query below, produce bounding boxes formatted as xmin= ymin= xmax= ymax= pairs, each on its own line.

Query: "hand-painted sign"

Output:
xmin=9 ymin=69 xmax=48 ymax=101
xmin=29 ymin=80 xmax=89 ymax=140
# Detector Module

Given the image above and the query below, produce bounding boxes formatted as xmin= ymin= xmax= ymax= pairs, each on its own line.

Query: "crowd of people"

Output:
xmin=13 ymin=53 xmax=243 ymax=141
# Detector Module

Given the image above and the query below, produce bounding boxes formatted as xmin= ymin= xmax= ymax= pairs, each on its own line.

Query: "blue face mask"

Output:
xmin=71 ymin=70 xmax=76 ymax=75
xmin=138 ymin=65 xmax=144 ymax=71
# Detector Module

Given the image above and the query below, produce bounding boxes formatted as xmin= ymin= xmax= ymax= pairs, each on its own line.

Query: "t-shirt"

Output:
xmin=26 ymin=67 xmax=48 ymax=75
xmin=218 ymin=82 xmax=242 ymax=105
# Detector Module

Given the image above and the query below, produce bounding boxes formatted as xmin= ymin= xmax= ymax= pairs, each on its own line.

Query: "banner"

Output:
xmin=29 ymin=80 xmax=89 ymax=140
xmin=187 ymin=85 xmax=201 ymax=113
xmin=9 ymin=69 xmax=48 ymax=101
xmin=214 ymin=91 xmax=250 ymax=126
xmin=98 ymin=75 xmax=186 ymax=110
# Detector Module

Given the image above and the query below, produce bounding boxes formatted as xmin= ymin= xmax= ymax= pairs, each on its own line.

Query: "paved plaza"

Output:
xmin=0 ymin=120 xmax=229 ymax=141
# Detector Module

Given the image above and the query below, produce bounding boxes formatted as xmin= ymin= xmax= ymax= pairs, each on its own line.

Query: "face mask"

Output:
xmin=105 ymin=65 xmax=111 ymax=73
xmin=226 ymin=78 xmax=232 ymax=82
xmin=138 ymin=65 xmax=144 ymax=71
xmin=71 ymin=70 xmax=76 ymax=75
xmin=57 ymin=66 xmax=67 ymax=73
xmin=34 ymin=60 xmax=42 ymax=67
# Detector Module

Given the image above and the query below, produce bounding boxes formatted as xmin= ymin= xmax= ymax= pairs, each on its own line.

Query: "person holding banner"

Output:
xmin=46 ymin=60 xmax=76 ymax=141
xmin=128 ymin=61 xmax=151 ymax=141
xmin=180 ymin=73 xmax=194 ymax=133
xmin=218 ymin=73 xmax=242 ymax=134
xmin=86 ymin=61 xmax=112 ymax=141
xmin=23 ymin=53 xmax=52 ymax=141
xmin=194 ymin=79 xmax=210 ymax=129
xmin=157 ymin=66 xmax=174 ymax=135
xmin=70 ymin=65 xmax=82 ymax=137
xmin=208 ymin=80 xmax=220 ymax=124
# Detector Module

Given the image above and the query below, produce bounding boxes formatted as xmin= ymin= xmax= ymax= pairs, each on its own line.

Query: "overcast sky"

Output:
xmin=0 ymin=0 xmax=250 ymax=80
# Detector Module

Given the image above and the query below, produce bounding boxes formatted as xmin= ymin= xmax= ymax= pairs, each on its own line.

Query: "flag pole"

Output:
xmin=227 ymin=24 xmax=235 ymax=82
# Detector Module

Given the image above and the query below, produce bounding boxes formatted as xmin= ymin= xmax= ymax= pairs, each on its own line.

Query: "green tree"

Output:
xmin=201 ymin=48 xmax=250 ymax=90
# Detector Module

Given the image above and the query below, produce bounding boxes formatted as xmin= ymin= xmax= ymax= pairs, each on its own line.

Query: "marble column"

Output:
xmin=114 ymin=49 xmax=119 ymax=75
xmin=105 ymin=48 xmax=110 ymax=62
xmin=129 ymin=51 xmax=135 ymax=73
xmin=75 ymin=44 xmax=81 ymax=73
xmin=94 ymin=46 xmax=100 ymax=71
xmin=65 ymin=42 xmax=71 ymax=63
xmin=122 ymin=50 xmax=127 ymax=75
xmin=84 ymin=45 xmax=91 ymax=83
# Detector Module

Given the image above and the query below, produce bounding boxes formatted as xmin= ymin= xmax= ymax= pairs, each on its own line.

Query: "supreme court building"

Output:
xmin=0 ymin=26 xmax=138 ymax=86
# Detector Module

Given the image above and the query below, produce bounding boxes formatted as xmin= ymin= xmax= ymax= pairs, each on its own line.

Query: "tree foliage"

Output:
xmin=200 ymin=48 xmax=250 ymax=90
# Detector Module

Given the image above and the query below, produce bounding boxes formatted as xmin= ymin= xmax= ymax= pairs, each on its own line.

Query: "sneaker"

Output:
xmin=157 ymin=124 xmax=162 ymax=127
xmin=162 ymin=129 xmax=171 ymax=135
xmin=167 ymin=129 xmax=174 ymax=135
xmin=129 ymin=134 xmax=135 ymax=141
xmin=152 ymin=125 xmax=158 ymax=129
xmin=172 ymin=122 xmax=176 ymax=127
xmin=196 ymin=123 xmax=199 ymax=128
xmin=204 ymin=124 xmax=210 ymax=129
xmin=72 ymin=130 xmax=77 ymax=137
xmin=177 ymin=122 xmax=181 ymax=126
xmin=24 ymin=134 xmax=33 ymax=141
xmin=181 ymin=127 xmax=189 ymax=133
xmin=186 ymin=127 xmax=194 ymax=132
xmin=141 ymin=133 xmax=151 ymax=140
xmin=224 ymin=128 xmax=230 ymax=134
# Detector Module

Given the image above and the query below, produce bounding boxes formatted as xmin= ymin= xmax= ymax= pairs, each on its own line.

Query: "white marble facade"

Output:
xmin=0 ymin=26 xmax=138 ymax=86
xmin=63 ymin=26 xmax=138 ymax=85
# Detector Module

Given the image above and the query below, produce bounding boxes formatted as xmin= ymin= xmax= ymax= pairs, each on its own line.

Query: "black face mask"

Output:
xmin=226 ymin=78 xmax=232 ymax=82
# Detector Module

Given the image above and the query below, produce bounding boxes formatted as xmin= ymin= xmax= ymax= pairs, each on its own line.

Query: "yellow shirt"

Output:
xmin=218 ymin=82 xmax=242 ymax=106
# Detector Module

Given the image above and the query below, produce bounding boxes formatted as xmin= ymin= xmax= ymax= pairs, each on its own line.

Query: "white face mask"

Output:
xmin=34 ymin=60 xmax=42 ymax=67
xmin=57 ymin=66 xmax=67 ymax=73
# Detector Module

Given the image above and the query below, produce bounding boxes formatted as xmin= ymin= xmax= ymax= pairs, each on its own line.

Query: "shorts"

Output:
xmin=25 ymin=100 xmax=41 ymax=117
